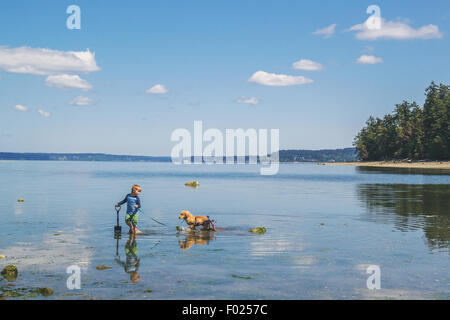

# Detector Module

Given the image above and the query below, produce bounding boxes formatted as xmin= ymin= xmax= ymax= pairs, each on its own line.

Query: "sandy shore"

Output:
xmin=324 ymin=161 xmax=450 ymax=170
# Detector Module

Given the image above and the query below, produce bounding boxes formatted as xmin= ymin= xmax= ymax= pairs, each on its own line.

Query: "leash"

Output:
xmin=138 ymin=208 xmax=168 ymax=226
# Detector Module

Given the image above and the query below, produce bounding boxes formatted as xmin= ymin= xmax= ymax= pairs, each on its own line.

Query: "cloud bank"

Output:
xmin=248 ymin=71 xmax=313 ymax=87
xmin=69 ymin=96 xmax=94 ymax=106
xmin=236 ymin=96 xmax=259 ymax=105
xmin=45 ymin=74 xmax=92 ymax=90
xmin=313 ymin=24 xmax=337 ymax=38
xmin=349 ymin=18 xmax=443 ymax=40
xmin=14 ymin=104 xmax=28 ymax=112
xmin=292 ymin=59 xmax=324 ymax=71
xmin=146 ymin=84 xmax=169 ymax=94
xmin=356 ymin=55 xmax=384 ymax=64
xmin=0 ymin=47 xmax=100 ymax=75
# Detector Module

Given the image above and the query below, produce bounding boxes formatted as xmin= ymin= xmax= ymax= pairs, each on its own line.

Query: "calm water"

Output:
xmin=0 ymin=161 xmax=449 ymax=299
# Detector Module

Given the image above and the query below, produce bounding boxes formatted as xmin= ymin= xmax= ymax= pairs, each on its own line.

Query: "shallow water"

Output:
xmin=0 ymin=161 xmax=449 ymax=299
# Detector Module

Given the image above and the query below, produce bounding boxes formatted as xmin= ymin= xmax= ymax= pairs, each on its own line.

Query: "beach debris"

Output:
xmin=1 ymin=265 xmax=18 ymax=282
xmin=185 ymin=181 xmax=200 ymax=187
xmin=232 ymin=274 xmax=252 ymax=280
xmin=17 ymin=198 xmax=24 ymax=202
xmin=0 ymin=254 xmax=5 ymax=259
xmin=0 ymin=292 xmax=12 ymax=299
xmin=249 ymin=227 xmax=266 ymax=234
xmin=36 ymin=287 xmax=54 ymax=297
xmin=96 ymin=265 xmax=112 ymax=271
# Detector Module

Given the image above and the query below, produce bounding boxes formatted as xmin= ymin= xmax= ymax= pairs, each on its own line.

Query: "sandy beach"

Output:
xmin=324 ymin=161 xmax=450 ymax=170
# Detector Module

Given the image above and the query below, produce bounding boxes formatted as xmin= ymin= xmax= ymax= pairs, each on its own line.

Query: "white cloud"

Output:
xmin=45 ymin=74 xmax=92 ymax=90
xmin=313 ymin=24 xmax=337 ymax=38
xmin=349 ymin=18 xmax=443 ymax=40
xmin=356 ymin=55 xmax=384 ymax=64
xmin=0 ymin=47 xmax=100 ymax=75
xmin=292 ymin=59 xmax=324 ymax=71
xmin=236 ymin=96 xmax=259 ymax=105
xmin=146 ymin=84 xmax=169 ymax=94
xmin=248 ymin=71 xmax=313 ymax=87
xmin=69 ymin=96 xmax=94 ymax=106
xmin=38 ymin=109 xmax=51 ymax=118
xmin=14 ymin=104 xmax=28 ymax=112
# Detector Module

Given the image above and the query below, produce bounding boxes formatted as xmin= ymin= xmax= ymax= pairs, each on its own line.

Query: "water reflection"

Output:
xmin=177 ymin=230 xmax=216 ymax=250
xmin=356 ymin=166 xmax=450 ymax=176
xmin=115 ymin=234 xmax=141 ymax=283
xmin=357 ymin=184 xmax=450 ymax=250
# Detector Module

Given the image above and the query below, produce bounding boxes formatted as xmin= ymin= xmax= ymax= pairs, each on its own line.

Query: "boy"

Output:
xmin=116 ymin=185 xmax=142 ymax=234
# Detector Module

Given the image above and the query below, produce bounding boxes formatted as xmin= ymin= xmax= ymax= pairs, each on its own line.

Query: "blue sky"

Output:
xmin=0 ymin=0 xmax=449 ymax=155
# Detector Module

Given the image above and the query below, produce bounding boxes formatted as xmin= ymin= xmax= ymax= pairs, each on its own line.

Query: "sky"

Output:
xmin=0 ymin=0 xmax=449 ymax=156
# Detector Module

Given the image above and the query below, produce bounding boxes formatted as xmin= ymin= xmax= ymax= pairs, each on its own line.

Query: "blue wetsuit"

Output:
xmin=118 ymin=194 xmax=141 ymax=215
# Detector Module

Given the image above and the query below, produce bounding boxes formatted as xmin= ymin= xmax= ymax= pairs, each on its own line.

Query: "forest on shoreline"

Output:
xmin=354 ymin=82 xmax=449 ymax=161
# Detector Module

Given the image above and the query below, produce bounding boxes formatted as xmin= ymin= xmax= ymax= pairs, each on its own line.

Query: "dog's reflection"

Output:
xmin=115 ymin=234 xmax=141 ymax=283
xmin=178 ymin=229 xmax=216 ymax=250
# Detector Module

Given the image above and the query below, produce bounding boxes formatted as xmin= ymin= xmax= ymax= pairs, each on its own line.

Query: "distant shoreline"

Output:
xmin=323 ymin=161 xmax=450 ymax=170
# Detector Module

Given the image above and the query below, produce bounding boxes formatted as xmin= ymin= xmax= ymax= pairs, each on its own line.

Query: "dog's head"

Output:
xmin=179 ymin=210 xmax=191 ymax=220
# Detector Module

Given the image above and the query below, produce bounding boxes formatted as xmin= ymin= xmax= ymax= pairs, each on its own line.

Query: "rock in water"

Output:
xmin=184 ymin=181 xmax=200 ymax=187
xmin=96 ymin=265 xmax=112 ymax=270
xmin=1 ymin=265 xmax=18 ymax=282
xmin=36 ymin=287 xmax=54 ymax=297
xmin=249 ymin=227 xmax=266 ymax=234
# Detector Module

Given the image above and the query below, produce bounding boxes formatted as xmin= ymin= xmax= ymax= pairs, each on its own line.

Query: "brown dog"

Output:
xmin=179 ymin=210 xmax=216 ymax=231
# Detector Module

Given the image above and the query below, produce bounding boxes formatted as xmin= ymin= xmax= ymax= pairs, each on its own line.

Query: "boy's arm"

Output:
xmin=136 ymin=197 xmax=141 ymax=209
xmin=116 ymin=195 xmax=128 ymax=207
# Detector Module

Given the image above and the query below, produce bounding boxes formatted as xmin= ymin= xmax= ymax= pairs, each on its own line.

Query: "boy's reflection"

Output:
xmin=115 ymin=234 xmax=140 ymax=283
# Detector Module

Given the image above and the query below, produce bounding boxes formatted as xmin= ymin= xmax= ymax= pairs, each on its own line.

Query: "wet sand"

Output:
xmin=324 ymin=161 xmax=450 ymax=170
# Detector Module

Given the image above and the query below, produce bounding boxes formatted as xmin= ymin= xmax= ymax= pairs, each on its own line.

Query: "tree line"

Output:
xmin=354 ymin=82 xmax=449 ymax=161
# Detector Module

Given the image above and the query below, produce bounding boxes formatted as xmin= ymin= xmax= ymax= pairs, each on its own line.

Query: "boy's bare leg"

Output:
xmin=126 ymin=221 xmax=134 ymax=234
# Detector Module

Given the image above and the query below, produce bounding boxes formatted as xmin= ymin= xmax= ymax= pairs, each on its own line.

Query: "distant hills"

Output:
xmin=278 ymin=148 xmax=357 ymax=162
xmin=0 ymin=148 xmax=357 ymax=163
xmin=0 ymin=153 xmax=171 ymax=162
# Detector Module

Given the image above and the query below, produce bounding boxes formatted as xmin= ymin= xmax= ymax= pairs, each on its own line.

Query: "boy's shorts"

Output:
xmin=125 ymin=213 xmax=139 ymax=226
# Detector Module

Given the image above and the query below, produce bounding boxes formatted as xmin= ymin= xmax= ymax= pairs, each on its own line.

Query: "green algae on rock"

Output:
xmin=36 ymin=287 xmax=54 ymax=297
xmin=249 ymin=227 xmax=266 ymax=234
xmin=184 ymin=181 xmax=199 ymax=187
xmin=1 ymin=265 xmax=18 ymax=282
xmin=232 ymin=274 xmax=252 ymax=280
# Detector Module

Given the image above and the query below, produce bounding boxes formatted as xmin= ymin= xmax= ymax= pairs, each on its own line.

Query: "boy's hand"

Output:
xmin=135 ymin=205 xmax=139 ymax=208
xmin=115 ymin=203 xmax=119 ymax=207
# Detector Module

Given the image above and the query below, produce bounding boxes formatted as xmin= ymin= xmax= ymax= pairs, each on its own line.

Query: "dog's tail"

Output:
xmin=207 ymin=216 xmax=216 ymax=231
